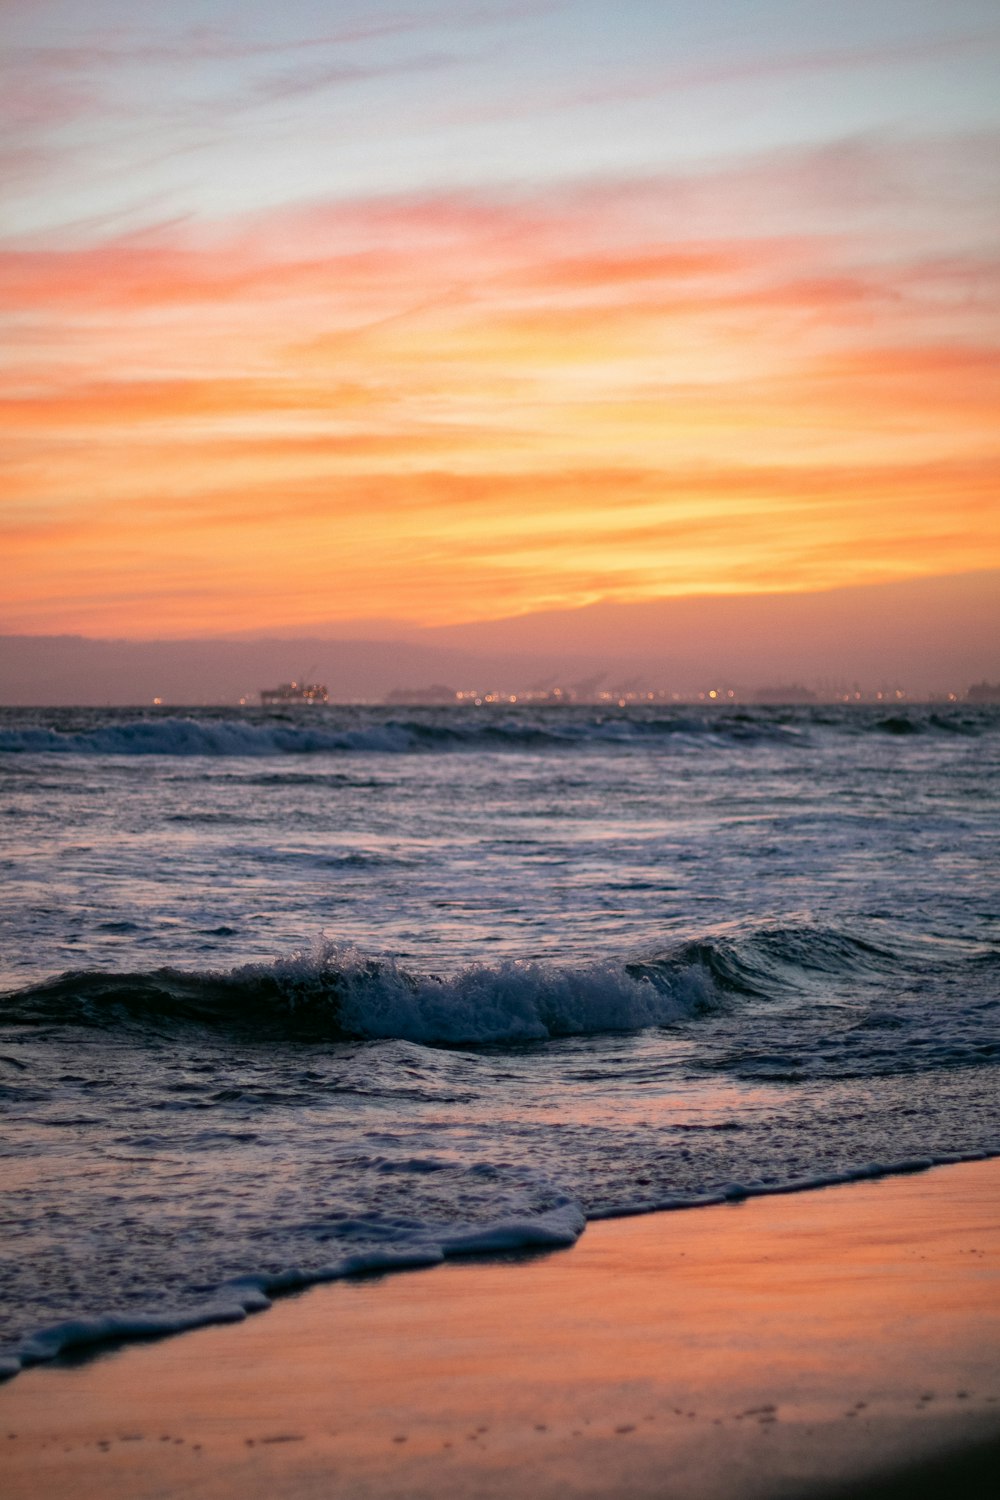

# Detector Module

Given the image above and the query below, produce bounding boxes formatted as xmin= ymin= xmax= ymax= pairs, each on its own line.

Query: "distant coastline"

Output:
xmin=1 ymin=571 xmax=996 ymax=707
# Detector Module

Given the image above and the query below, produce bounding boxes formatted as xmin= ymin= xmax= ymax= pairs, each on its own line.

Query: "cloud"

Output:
xmin=0 ymin=0 xmax=557 ymax=142
xmin=247 ymin=49 xmax=457 ymax=105
xmin=6 ymin=2 xmax=560 ymax=68
xmin=588 ymin=27 xmax=997 ymax=102
xmin=0 ymin=376 xmax=385 ymax=428
xmin=443 ymin=25 xmax=1000 ymax=126
xmin=7 ymin=130 xmax=993 ymax=315
xmin=3 ymin=127 xmax=996 ymax=635
xmin=5 ymin=453 xmax=996 ymax=636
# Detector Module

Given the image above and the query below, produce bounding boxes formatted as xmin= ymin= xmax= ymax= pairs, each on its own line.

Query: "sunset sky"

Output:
xmin=2 ymin=0 xmax=999 ymax=638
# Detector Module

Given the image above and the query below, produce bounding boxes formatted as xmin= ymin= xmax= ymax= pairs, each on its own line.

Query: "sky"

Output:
xmin=2 ymin=0 xmax=999 ymax=639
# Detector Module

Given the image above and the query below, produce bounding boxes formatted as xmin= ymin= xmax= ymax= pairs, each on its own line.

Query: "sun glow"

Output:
xmin=1 ymin=3 xmax=998 ymax=636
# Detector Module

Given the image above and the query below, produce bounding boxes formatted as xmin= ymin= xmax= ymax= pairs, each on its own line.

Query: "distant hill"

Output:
xmin=0 ymin=571 xmax=996 ymax=704
xmin=0 ymin=635 xmax=594 ymax=707
xmin=417 ymin=571 xmax=1000 ymax=693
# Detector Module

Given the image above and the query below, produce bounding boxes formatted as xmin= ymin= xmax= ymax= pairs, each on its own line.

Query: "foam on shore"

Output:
xmin=3 ymin=1158 xmax=999 ymax=1500
xmin=6 ymin=1151 xmax=999 ymax=1382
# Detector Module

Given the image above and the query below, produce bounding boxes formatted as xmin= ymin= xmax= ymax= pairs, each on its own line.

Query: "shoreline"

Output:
xmin=4 ymin=1147 xmax=996 ymax=1381
xmin=3 ymin=1157 xmax=999 ymax=1498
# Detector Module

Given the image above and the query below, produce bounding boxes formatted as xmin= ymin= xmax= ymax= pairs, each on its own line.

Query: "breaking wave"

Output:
xmin=0 ymin=923 xmax=905 ymax=1046
xmin=0 ymin=948 xmax=709 ymax=1045
xmin=2 ymin=920 xmax=997 ymax=1383
xmin=1 ymin=705 xmax=994 ymax=757
xmin=0 ymin=711 xmax=803 ymax=756
xmin=0 ymin=717 xmax=417 ymax=756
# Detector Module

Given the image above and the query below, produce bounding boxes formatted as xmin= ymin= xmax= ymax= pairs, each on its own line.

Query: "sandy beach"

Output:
xmin=3 ymin=1157 xmax=998 ymax=1499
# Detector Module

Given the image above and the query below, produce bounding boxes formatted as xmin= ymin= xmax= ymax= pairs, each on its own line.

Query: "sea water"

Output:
xmin=1 ymin=703 xmax=998 ymax=1377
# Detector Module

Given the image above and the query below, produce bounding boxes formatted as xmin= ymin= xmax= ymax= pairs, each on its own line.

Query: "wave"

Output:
xmin=3 ymin=1146 xmax=997 ymax=1383
xmin=0 ymin=948 xmax=709 ymax=1045
xmin=2 ymin=1168 xmax=587 ymax=1381
xmin=1 ymin=704 xmax=995 ymax=757
xmin=628 ymin=925 xmax=897 ymax=1000
xmin=0 ymin=711 xmax=798 ymax=756
xmin=0 ymin=924 xmax=902 ymax=1046
xmin=9 ymin=1145 xmax=998 ymax=1386
xmin=1 ymin=915 xmax=996 ymax=1382
xmin=0 ymin=718 xmax=418 ymax=757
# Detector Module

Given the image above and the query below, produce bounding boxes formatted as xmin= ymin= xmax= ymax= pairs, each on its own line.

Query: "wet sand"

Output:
xmin=3 ymin=1158 xmax=999 ymax=1499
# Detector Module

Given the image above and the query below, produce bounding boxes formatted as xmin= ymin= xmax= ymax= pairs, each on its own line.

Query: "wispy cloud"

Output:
xmin=444 ymin=26 xmax=1000 ymax=126
xmin=248 ymin=49 xmax=458 ymax=104
xmin=3 ymin=121 xmax=997 ymax=633
xmin=0 ymin=2 xmax=555 ymax=185
xmin=585 ymin=27 xmax=997 ymax=103
xmin=5 ymin=2 xmax=558 ymax=68
xmin=4 ymin=453 xmax=996 ymax=635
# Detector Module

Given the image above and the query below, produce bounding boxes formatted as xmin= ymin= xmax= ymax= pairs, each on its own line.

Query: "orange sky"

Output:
xmin=2 ymin=4 xmax=999 ymax=637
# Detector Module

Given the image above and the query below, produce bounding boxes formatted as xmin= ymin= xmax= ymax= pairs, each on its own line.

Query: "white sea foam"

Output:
xmin=5 ymin=1152 xmax=997 ymax=1383
xmin=235 ymin=941 xmax=717 ymax=1043
xmin=5 ymin=1192 xmax=586 ymax=1378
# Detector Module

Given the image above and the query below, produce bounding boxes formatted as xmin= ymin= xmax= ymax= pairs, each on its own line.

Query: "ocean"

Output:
xmin=1 ymin=702 xmax=998 ymax=1378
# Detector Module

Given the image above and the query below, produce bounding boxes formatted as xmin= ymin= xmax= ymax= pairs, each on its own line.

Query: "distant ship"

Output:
xmin=260 ymin=680 xmax=329 ymax=706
